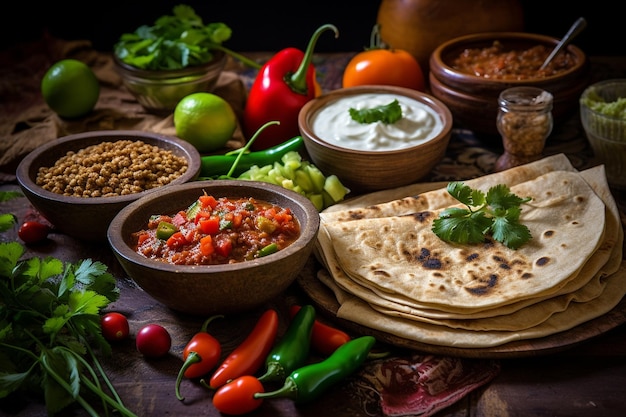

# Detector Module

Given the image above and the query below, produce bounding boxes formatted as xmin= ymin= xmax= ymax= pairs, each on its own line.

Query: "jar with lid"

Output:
xmin=494 ymin=87 xmax=554 ymax=172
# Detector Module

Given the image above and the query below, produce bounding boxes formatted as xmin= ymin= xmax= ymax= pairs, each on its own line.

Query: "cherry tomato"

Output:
xmin=342 ymin=48 xmax=425 ymax=91
xmin=136 ymin=324 xmax=171 ymax=358
xmin=18 ymin=221 xmax=51 ymax=244
xmin=101 ymin=312 xmax=130 ymax=342
xmin=212 ymin=375 xmax=264 ymax=415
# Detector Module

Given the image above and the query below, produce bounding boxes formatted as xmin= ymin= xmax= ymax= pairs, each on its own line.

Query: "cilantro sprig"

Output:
xmin=432 ymin=182 xmax=533 ymax=250
xmin=349 ymin=99 xmax=402 ymax=124
xmin=0 ymin=191 xmax=137 ymax=416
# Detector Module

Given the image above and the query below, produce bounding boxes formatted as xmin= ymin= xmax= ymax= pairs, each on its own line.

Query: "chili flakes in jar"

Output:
xmin=451 ymin=41 xmax=578 ymax=80
xmin=132 ymin=193 xmax=301 ymax=265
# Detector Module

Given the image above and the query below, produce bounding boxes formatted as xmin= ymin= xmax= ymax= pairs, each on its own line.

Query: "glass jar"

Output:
xmin=494 ymin=87 xmax=553 ymax=171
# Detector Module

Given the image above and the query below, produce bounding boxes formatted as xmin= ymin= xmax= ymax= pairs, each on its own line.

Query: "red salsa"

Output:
xmin=132 ymin=194 xmax=301 ymax=265
xmin=452 ymin=41 xmax=578 ymax=80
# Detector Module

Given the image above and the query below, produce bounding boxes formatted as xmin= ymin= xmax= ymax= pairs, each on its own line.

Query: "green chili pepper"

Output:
xmin=156 ymin=221 xmax=177 ymax=240
xmin=254 ymin=335 xmax=375 ymax=404
xmin=257 ymin=243 xmax=278 ymax=258
xmin=258 ymin=304 xmax=315 ymax=383
xmin=199 ymin=135 xmax=304 ymax=178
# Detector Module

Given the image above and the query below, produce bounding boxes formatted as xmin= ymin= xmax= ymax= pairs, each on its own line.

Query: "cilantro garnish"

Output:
xmin=432 ymin=182 xmax=533 ymax=250
xmin=0 ymin=191 xmax=137 ymax=416
xmin=349 ymin=99 xmax=402 ymax=124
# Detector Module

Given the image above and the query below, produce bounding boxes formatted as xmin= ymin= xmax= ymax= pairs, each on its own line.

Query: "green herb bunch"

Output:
xmin=432 ymin=182 xmax=533 ymax=250
xmin=114 ymin=4 xmax=259 ymax=70
xmin=0 ymin=191 xmax=137 ymax=416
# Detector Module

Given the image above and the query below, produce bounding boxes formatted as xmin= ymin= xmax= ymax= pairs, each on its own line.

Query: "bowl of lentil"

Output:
xmin=16 ymin=130 xmax=201 ymax=242
xmin=107 ymin=180 xmax=320 ymax=315
xmin=428 ymin=31 xmax=591 ymax=137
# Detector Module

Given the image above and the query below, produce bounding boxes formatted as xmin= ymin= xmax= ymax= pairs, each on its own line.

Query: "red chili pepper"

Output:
xmin=205 ymin=309 xmax=279 ymax=389
xmin=242 ymin=24 xmax=339 ymax=151
xmin=289 ymin=305 xmax=351 ymax=356
xmin=175 ymin=315 xmax=223 ymax=401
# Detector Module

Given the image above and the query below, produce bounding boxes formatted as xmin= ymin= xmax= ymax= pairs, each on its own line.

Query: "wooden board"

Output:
xmin=297 ymin=258 xmax=626 ymax=358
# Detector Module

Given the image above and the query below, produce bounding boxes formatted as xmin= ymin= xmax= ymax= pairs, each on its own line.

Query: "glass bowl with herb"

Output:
xmin=113 ymin=4 xmax=256 ymax=114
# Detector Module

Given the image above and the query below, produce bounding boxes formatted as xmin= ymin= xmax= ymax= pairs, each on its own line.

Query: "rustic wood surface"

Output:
xmin=2 ymin=44 xmax=626 ymax=416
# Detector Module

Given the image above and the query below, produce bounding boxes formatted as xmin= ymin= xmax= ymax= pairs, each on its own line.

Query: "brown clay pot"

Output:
xmin=376 ymin=0 xmax=525 ymax=72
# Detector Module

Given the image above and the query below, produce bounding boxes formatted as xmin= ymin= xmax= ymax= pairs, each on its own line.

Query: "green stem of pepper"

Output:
xmin=257 ymin=304 xmax=315 ymax=383
xmin=254 ymin=335 xmax=376 ymax=404
xmin=289 ymin=24 xmax=339 ymax=95
xmin=199 ymin=124 xmax=305 ymax=179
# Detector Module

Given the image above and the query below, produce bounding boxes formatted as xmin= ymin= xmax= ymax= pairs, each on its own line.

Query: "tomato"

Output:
xmin=136 ymin=324 xmax=171 ymax=358
xmin=18 ymin=221 xmax=51 ymax=244
xmin=101 ymin=312 xmax=130 ymax=342
xmin=342 ymin=48 xmax=425 ymax=91
xmin=212 ymin=376 xmax=265 ymax=415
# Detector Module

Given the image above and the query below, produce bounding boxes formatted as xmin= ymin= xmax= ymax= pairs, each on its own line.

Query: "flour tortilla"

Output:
xmin=316 ymin=165 xmax=622 ymax=323
xmin=333 ymin=261 xmax=626 ymax=348
xmin=322 ymin=170 xmax=606 ymax=311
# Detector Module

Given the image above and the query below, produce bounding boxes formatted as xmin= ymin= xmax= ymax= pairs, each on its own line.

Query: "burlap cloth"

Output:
xmin=0 ymin=35 xmax=249 ymax=182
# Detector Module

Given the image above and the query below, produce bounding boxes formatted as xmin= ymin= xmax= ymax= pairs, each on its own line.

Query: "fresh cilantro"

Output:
xmin=114 ymin=4 xmax=258 ymax=70
xmin=0 ymin=191 xmax=137 ymax=416
xmin=349 ymin=99 xmax=402 ymax=124
xmin=432 ymin=182 xmax=533 ymax=250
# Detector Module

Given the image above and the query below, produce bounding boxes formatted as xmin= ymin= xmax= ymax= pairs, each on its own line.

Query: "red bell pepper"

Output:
xmin=243 ymin=24 xmax=338 ymax=151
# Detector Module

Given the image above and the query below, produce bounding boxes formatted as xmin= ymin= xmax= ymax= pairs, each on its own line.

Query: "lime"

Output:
xmin=174 ymin=92 xmax=238 ymax=152
xmin=41 ymin=59 xmax=100 ymax=118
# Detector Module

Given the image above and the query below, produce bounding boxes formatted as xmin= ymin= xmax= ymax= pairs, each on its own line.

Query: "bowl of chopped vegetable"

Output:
xmin=15 ymin=130 xmax=201 ymax=242
xmin=429 ymin=31 xmax=591 ymax=137
xmin=580 ymin=79 xmax=626 ymax=190
xmin=298 ymin=85 xmax=453 ymax=193
xmin=107 ymin=180 xmax=320 ymax=315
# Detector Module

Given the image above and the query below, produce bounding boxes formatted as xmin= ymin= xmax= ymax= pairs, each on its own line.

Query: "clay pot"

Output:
xmin=376 ymin=0 xmax=525 ymax=72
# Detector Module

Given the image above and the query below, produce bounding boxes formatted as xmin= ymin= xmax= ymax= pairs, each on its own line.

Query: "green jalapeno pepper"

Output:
xmin=199 ymin=135 xmax=304 ymax=178
xmin=254 ymin=335 xmax=375 ymax=404
xmin=257 ymin=304 xmax=315 ymax=383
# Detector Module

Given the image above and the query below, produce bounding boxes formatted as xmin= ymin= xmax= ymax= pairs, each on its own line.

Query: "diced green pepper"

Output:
xmin=256 ymin=216 xmax=276 ymax=234
xmin=156 ymin=221 xmax=178 ymax=240
xmin=257 ymin=243 xmax=278 ymax=257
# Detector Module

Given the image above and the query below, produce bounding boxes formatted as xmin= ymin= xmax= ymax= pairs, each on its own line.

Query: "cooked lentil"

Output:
xmin=452 ymin=41 xmax=578 ymax=80
xmin=36 ymin=140 xmax=188 ymax=197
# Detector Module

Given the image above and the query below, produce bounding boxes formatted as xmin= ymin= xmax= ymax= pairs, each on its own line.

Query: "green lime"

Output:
xmin=174 ymin=92 xmax=238 ymax=152
xmin=41 ymin=59 xmax=100 ymax=118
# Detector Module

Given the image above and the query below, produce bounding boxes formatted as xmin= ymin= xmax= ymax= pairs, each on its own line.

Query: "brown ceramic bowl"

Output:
xmin=429 ymin=32 xmax=591 ymax=136
xmin=107 ymin=180 xmax=320 ymax=315
xmin=298 ymin=85 xmax=453 ymax=193
xmin=16 ymin=130 xmax=201 ymax=242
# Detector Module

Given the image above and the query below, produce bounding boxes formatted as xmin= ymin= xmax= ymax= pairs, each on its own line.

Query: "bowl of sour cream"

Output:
xmin=298 ymin=85 xmax=453 ymax=192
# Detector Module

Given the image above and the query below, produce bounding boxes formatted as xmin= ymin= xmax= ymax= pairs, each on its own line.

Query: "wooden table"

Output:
xmin=2 ymin=44 xmax=626 ymax=417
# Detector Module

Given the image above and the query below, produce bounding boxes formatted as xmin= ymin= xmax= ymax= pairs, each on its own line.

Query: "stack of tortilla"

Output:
xmin=314 ymin=154 xmax=625 ymax=348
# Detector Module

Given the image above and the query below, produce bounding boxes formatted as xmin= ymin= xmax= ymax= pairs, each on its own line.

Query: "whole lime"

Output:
xmin=174 ymin=92 xmax=238 ymax=153
xmin=41 ymin=59 xmax=100 ymax=118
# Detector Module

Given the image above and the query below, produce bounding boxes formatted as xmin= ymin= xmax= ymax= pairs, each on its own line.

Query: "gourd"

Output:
xmin=376 ymin=0 xmax=525 ymax=72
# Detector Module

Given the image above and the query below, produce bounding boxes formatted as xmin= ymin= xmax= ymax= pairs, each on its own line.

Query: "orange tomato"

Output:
xmin=342 ymin=48 xmax=425 ymax=91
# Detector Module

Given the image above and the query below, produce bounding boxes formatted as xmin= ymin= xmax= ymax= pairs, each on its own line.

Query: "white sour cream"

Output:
xmin=311 ymin=93 xmax=443 ymax=151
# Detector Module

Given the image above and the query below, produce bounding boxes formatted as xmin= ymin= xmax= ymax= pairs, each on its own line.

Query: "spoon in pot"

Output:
xmin=540 ymin=17 xmax=587 ymax=70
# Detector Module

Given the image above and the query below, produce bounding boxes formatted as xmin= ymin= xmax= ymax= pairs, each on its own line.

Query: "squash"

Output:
xmin=376 ymin=0 xmax=525 ymax=73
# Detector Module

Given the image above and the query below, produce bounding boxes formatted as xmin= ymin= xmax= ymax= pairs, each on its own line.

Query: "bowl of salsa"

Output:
xmin=107 ymin=180 xmax=320 ymax=315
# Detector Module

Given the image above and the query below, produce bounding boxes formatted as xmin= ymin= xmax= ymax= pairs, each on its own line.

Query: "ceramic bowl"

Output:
xmin=114 ymin=51 xmax=227 ymax=114
xmin=16 ymin=130 xmax=201 ymax=242
xmin=107 ymin=180 xmax=320 ymax=315
xmin=298 ymin=85 xmax=453 ymax=193
xmin=580 ymin=79 xmax=626 ymax=189
xmin=429 ymin=32 xmax=591 ymax=137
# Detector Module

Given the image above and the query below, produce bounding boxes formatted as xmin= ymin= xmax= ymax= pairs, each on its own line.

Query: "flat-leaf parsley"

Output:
xmin=432 ymin=182 xmax=532 ymax=250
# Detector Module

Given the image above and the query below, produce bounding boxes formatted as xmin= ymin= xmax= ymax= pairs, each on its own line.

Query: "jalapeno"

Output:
xmin=199 ymin=136 xmax=304 ymax=178
xmin=254 ymin=335 xmax=376 ymax=404
xmin=258 ymin=304 xmax=315 ymax=383
xmin=156 ymin=221 xmax=177 ymax=240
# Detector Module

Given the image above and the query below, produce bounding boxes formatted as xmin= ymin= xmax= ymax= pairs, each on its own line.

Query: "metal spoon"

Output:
xmin=540 ymin=17 xmax=587 ymax=70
